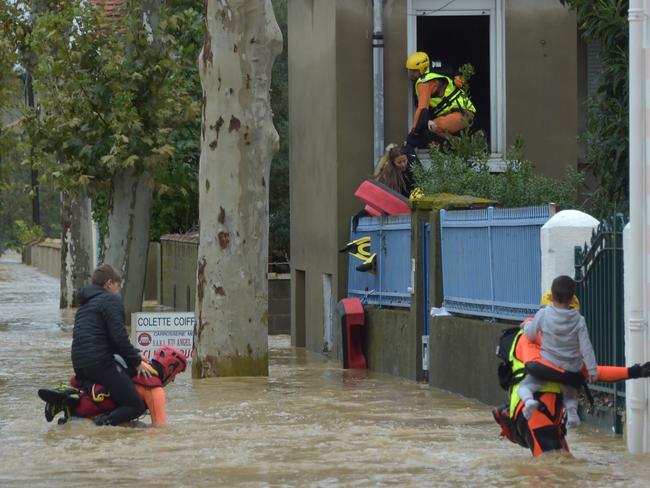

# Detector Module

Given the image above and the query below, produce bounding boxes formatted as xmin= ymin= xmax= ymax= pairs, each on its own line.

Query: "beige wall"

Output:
xmin=289 ymin=0 xmax=338 ymax=352
xmin=505 ymin=0 xmax=578 ymax=179
xmin=290 ymin=0 xmax=409 ymax=354
xmin=26 ymin=239 xmax=61 ymax=279
xmin=334 ymin=1 xmax=374 ymax=325
xmin=160 ymin=237 xmax=197 ymax=311
xmin=383 ymin=0 xmax=409 ymax=145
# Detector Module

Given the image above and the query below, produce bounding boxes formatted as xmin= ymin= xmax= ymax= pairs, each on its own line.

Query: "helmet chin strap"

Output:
xmin=151 ymin=360 xmax=165 ymax=382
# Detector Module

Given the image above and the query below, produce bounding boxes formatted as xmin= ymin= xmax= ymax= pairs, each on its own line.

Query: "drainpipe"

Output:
xmin=372 ymin=0 xmax=384 ymax=167
xmin=626 ymin=0 xmax=647 ymax=454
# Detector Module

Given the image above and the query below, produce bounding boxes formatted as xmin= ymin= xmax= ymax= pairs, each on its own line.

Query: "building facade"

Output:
xmin=289 ymin=0 xmax=585 ymax=354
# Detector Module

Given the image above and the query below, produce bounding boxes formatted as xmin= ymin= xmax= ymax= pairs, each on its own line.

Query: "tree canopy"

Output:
xmin=0 ymin=0 xmax=290 ymax=261
xmin=560 ymin=0 xmax=629 ymax=216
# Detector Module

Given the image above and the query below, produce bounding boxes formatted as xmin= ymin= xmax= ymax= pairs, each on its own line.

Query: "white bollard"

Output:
xmin=540 ymin=210 xmax=599 ymax=293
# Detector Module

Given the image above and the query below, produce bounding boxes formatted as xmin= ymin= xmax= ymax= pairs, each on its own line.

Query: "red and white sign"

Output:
xmin=131 ymin=312 xmax=195 ymax=365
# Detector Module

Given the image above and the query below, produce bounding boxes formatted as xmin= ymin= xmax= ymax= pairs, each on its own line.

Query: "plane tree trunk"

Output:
xmin=103 ymin=167 xmax=153 ymax=324
xmin=101 ymin=0 xmax=159 ymax=324
xmin=192 ymin=0 xmax=282 ymax=377
xmin=60 ymin=189 xmax=94 ymax=308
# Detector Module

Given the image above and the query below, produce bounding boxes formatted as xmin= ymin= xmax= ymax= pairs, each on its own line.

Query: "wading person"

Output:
xmin=40 ymin=345 xmax=188 ymax=427
xmin=517 ymin=275 xmax=598 ymax=427
xmin=71 ymin=264 xmax=151 ymax=426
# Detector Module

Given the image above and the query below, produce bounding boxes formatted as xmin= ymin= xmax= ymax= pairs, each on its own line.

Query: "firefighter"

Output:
xmin=404 ymin=51 xmax=476 ymax=153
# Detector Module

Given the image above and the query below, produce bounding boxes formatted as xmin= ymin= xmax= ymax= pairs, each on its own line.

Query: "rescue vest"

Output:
xmin=415 ymin=71 xmax=476 ymax=117
xmin=507 ymin=330 xmax=560 ymax=418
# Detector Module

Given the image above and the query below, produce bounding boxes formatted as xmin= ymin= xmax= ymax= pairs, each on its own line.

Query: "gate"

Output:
xmin=574 ymin=214 xmax=627 ymax=433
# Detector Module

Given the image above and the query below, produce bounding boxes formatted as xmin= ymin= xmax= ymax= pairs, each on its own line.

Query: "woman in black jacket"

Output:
xmin=71 ymin=264 xmax=151 ymax=426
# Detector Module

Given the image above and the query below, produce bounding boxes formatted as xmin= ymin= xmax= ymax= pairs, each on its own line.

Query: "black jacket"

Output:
xmin=71 ymin=284 xmax=141 ymax=370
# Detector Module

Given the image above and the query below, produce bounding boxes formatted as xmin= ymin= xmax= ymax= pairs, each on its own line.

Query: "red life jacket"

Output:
xmin=69 ymin=371 xmax=162 ymax=419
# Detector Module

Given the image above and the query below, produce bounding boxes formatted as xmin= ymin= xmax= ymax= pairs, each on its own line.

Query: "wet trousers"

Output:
xmin=428 ymin=111 xmax=474 ymax=139
xmin=75 ymin=361 xmax=145 ymax=425
xmin=517 ymin=374 xmax=579 ymax=410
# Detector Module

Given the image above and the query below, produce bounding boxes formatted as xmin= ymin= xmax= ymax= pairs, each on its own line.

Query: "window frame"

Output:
xmin=407 ymin=0 xmax=506 ymax=168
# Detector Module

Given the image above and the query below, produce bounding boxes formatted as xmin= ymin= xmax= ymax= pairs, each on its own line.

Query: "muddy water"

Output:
xmin=1 ymin=255 xmax=650 ymax=487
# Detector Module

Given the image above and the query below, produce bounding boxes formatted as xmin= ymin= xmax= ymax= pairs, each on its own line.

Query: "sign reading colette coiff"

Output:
xmin=131 ymin=312 xmax=195 ymax=364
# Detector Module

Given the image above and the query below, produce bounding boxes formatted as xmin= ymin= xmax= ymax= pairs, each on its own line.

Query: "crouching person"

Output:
xmin=39 ymin=346 xmax=188 ymax=427
xmin=70 ymin=264 xmax=151 ymax=426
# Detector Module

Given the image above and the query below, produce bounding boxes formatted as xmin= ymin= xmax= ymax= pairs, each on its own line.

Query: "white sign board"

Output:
xmin=131 ymin=312 xmax=195 ymax=364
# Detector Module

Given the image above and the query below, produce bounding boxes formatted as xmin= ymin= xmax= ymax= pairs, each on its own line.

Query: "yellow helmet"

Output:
xmin=405 ymin=51 xmax=430 ymax=75
xmin=540 ymin=290 xmax=580 ymax=310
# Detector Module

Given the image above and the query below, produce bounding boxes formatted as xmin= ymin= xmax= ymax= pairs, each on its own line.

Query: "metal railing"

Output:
xmin=439 ymin=205 xmax=552 ymax=321
xmin=574 ymin=214 xmax=627 ymax=433
xmin=347 ymin=214 xmax=412 ymax=308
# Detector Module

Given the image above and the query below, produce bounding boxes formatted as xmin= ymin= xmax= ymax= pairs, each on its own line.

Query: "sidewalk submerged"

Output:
xmin=1 ymin=256 xmax=649 ymax=487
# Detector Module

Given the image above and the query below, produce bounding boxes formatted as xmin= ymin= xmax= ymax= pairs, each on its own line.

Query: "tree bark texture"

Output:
xmin=103 ymin=167 xmax=153 ymax=324
xmin=192 ymin=0 xmax=282 ymax=378
xmin=60 ymin=190 xmax=94 ymax=308
xmin=100 ymin=0 xmax=159 ymax=323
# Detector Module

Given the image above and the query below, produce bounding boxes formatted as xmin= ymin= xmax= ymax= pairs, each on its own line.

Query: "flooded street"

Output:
xmin=2 ymin=255 xmax=650 ymax=487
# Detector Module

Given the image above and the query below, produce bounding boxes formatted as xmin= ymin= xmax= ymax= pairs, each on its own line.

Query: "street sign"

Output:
xmin=131 ymin=312 xmax=195 ymax=364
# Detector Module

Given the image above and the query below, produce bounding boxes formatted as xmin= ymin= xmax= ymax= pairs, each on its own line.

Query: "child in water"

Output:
xmin=517 ymin=275 xmax=598 ymax=427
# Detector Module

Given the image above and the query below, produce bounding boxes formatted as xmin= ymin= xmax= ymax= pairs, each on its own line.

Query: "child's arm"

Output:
xmin=523 ymin=309 xmax=544 ymax=341
xmin=578 ymin=319 xmax=598 ymax=380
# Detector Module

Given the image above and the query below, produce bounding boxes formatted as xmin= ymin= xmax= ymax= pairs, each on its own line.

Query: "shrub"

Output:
xmin=9 ymin=219 xmax=44 ymax=251
xmin=412 ymin=132 xmax=584 ymax=209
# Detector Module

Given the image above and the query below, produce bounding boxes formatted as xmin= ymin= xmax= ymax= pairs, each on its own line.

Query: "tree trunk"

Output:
xmin=99 ymin=0 xmax=160 ymax=325
xmin=103 ymin=167 xmax=153 ymax=324
xmin=192 ymin=0 xmax=282 ymax=378
xmin=60 ymin=189 xmax=94 ymax=308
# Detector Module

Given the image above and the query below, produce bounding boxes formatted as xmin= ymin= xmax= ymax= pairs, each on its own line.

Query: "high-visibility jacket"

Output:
xmin=508 ymin=330 xmax=561 ymax=418
xmin=415 ymin=71 xmax=476 ymax=117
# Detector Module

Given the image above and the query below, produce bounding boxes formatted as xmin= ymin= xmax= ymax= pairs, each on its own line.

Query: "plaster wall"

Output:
xmin=429 ymin=315 xmax=512 ymax=406
xmin=289 ymin=0 xmax=338 ymax=353
xmin=365 ymin=307 xmax=418 ymax=380
xmin=505 ymin=0 xmax=578 ymax=178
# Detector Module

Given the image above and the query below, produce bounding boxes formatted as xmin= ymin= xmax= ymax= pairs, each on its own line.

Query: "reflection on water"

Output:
xmin=1 ymin=254 xmax=650 ymax=487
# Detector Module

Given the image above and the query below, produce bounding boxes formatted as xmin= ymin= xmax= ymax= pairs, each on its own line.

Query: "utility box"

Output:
xmin=337 ymin=298 xmax=367 ymax=369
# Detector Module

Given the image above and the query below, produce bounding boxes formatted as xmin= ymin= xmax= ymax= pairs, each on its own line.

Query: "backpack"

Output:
xmin=495 ymin=327 xmax=522 ymax=391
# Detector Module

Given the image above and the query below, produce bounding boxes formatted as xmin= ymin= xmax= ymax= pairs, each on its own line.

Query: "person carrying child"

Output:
xmin=71 ymin=264 xmax=153 ymax=426
xmin=517 ymin=275 xmax=598 ymax=427
xmin=39 ymin=345 xmax=187 ymax=427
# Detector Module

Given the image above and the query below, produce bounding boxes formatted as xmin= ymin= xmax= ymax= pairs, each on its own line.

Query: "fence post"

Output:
xmin=378 ymin=215 xmax=384 ymax=308
xmin=487 ymin=207 xmax=495 ymax=317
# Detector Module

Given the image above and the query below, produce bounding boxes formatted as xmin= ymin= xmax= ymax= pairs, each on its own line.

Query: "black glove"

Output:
xmin=628 ymin=362 xmax=650 ymax=378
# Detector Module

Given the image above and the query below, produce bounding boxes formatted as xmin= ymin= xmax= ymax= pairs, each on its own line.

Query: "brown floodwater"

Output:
xmin=1 ymin=253 xmax=650 ymax=487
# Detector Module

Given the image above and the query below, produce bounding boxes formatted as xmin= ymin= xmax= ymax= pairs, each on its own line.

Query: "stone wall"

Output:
xmin=364 ymin=307 xmax=418 ymax=381
xmin=24 ymin=239 xmax=61 ymax=278
xmin=160 ymin=234 xmax=291 ymax=334
xmin=428 ymin=315 xmax=512 ymax=406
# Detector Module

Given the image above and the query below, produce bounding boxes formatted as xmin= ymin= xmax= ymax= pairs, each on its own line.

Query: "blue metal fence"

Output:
xmin=347 ymin=215 xmax=412 ymax=308
xmin=439 ymin=206 xmax=551 ymax=321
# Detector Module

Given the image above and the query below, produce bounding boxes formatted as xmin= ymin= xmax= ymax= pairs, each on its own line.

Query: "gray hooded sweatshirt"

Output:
xmin=523 ymin=305 xmax=598 ymax=376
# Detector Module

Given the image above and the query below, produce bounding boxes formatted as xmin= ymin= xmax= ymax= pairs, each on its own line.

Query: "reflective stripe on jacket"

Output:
xmin=508 ymin=330 xmax=561 ymax=418
xmin=415 ymin=71 xmax=476 ymax=116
